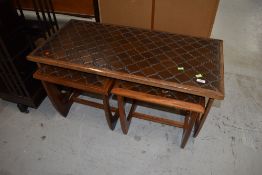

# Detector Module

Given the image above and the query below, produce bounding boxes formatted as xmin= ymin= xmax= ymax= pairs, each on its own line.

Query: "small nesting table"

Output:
xmin=27 ymin=19 xmax=224 ymax=145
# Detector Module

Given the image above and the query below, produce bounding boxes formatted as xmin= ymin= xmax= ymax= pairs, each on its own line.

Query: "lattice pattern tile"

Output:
xmin=114 ymin=80 xmax=203 ymax=104
xmin=39 ymin=64 xmax=108 ymax=87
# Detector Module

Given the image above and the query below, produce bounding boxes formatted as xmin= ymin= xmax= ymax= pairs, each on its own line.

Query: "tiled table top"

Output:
xmin=28 ymin=19 xmax=224 ymax=99
xmin=38 ymin=64 xmax=107 ymax=88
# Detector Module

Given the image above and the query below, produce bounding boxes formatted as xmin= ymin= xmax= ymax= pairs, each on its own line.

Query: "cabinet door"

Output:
xmin=154 ymin=0 xmax=219 ymax=37
xmin=99 ymin=0 xmax=153 ymax=29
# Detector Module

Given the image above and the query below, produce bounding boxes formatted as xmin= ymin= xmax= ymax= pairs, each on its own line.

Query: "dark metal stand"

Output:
xmin=93 ymin=0 xmax=100 ymax=22
xmin=0 ymin=0 xmax=48 ymax=113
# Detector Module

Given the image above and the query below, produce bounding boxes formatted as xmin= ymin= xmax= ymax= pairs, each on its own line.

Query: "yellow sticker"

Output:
xmin=195 ymin=74 xmax=203 ymax=78
xmin=178 ymin=67 xmax=184 ymax=71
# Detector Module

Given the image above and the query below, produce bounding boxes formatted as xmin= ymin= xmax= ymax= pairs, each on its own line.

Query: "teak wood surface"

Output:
xmin=27 ymin=19 xmax=224 ymax=100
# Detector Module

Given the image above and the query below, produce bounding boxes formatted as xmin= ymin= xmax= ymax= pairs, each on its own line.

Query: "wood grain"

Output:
xmin=19 ymin=0 xmax=94 ymax=16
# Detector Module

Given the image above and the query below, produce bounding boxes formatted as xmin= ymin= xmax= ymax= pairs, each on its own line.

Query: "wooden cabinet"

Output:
xmin=99 ymin=0 xmax=153 ymax=29
xmin=154 ymin=0 xmax=219 ymax=37
xmin=19 ymin=0 xmax=95 ymax=16
xmin=99 ymin=0 xmax=219 ymax=37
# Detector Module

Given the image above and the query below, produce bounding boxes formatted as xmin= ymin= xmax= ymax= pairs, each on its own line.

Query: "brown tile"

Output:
xmin=175 ymin=74 xmax=190 ymax=83
xmin=142 ymin=67 xmax=155 ymax=76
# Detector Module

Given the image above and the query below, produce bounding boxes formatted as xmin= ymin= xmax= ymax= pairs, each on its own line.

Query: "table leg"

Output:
xmin=41 ymin=81 xmax=73 ymax=117
xmin=117 ymin=96 xmax=137 ymax=134
xmin=181 ymin=112 xmax=197 ymax=148
xmin=103 ymin=95 xmax=119 ymax=130
xmin=193 ymin=98 xmax=214 ymax=137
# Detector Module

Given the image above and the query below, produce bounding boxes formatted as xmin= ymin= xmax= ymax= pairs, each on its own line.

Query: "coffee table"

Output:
xmin=27 ymin=19 xmax=224 ymax=137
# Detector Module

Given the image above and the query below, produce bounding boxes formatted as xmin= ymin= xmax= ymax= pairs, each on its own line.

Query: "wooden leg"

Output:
xmin=193 ymin=98 xmax=214 ymax=138
xmin=182 ymin=112 xmax=189 ymax=136
xmin=117 ymin=96 xmax=137 ymax=134
xmin=41 ymin=81 xmax=73 ymax=117
xmin=181 ymin=112 xmax=197 ymax=148
xmin=103 ymin=95 xmax=119 ymax=130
